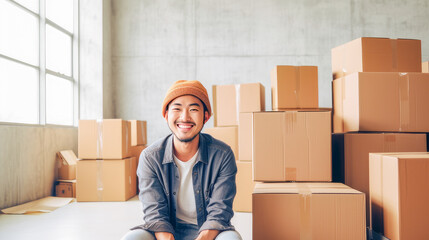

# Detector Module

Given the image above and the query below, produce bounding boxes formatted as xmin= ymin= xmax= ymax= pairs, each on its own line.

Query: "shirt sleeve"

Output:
xmin=132 ymin=150 xmax=175 ymax=235
xmin=199 ymin=149 xmax=237 ymax=233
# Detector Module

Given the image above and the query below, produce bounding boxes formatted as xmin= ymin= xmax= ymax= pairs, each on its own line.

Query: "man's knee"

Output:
xmin=215 ymin=230 xmax=242 ymax=240
xmin=121 ymin=229 xmax=155 ymax=240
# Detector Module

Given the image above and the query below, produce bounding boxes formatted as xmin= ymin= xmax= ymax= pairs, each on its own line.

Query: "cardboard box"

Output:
xmin=130 ymin=145 xmax=146 ymax=193
xmin=204 ymin=127 xmax=238 ymax=159
xmin=57 ymin=150 xmax=77 ymax=180
xmin=129 ymin=120 xmax=147 ymax=146
xmin=253 ymin=182 xmax=366 ymax=240
xmin=55 ymin=180 xmax=76 ymax=198
xmin=338 ymin=133 xmax=426 ymax=226
xmin=233 ymin=161 xmax=255 ymax=212
xmin=213 ymin=83 xmax=265 ymax=127
xmin=76 ymin=157 xmax=137 ymax=202
xmin=238 ymin=112 xmax=252 ymax=161
xmin=369 ymin=153 xmax=429 ymax=240
xmin=271 ymin=65 xmax=318 ymax=109
xmin=423 ymin=61 xmax=429 ymax=73
xmin=253 ymin=110 xmax=331 ymax=182
xmin=333 ymin=72 xmax=429 ymax=133
xmin=331 ymin=37 xmax=421 ymax=79
xmin=78 ymin=119 xmax=131 ymax=159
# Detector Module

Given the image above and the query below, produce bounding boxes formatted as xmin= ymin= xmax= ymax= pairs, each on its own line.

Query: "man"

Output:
xmin=122 ymin=80 xmax=242 ymax=240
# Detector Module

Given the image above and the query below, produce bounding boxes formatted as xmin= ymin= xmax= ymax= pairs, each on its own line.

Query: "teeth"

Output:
xmin=178 ymin=124 xmax=192 ymax=129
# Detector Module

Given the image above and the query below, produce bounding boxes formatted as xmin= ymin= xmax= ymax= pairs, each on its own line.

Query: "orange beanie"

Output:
xmin=162 ymin=80 xmax=212 ymax=119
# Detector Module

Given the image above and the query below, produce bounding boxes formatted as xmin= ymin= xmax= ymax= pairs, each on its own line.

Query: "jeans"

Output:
xmin=121 ymin=222 xmax=242 ymax=240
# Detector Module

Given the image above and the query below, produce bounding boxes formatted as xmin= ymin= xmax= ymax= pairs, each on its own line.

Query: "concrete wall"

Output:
xmin=111 ymin=0 xmax=429 ymax=145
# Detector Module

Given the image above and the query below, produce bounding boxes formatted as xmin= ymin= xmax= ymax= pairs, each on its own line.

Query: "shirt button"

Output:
xmin=175 ymin=175 xmax=179 ymax=178
xmin=199 ymin=207 xmax=202 ymax=211
xmin=196 ymin=190 xmax=200 ymax=194
xmin=173 ymin=192 xmax=176 ymax=195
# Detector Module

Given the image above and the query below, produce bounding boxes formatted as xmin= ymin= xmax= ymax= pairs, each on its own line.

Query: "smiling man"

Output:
xmin=122 ymin=80 xmax=242 ymax=240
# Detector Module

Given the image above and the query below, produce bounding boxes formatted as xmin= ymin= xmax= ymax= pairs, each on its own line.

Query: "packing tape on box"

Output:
xmin=283 ymin=112 xmax=298 ymax=181
xmin=96 ymin=119 xmax=104 ymax=159
xmin=140 ymin=121 xmax=147 ymax=145
xmin=340 ymin=77 xmax=346 ymax=132
xmin=298 ymin=183 xmax=312 ymax=240
xmin=383 ymin=134 xmax=396 ymax=152
xmin=235 ymin=84 xmax=240 ymax=124
xmin=391 ymin=40 xmax=398 ymax=71
xmin=125 ymin=121 xmax=130 ymax=156
xmin=295 ymin=67 xmax=301 ymax=108
xmin=97 ymin=159 xmax=104 ymax=201
xmin=399 ymin=73 xmax=410 ymax=131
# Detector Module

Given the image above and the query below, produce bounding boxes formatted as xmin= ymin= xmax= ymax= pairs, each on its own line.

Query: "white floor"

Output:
xmin=0 ymin=196 xmax=252 ymax=240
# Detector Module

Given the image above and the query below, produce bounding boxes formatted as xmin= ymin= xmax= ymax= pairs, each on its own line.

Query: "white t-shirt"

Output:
xmin=173 ymin=150 xmax=199 ymax=225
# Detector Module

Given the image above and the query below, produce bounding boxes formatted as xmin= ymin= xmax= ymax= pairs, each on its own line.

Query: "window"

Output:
xmin=0 ymin=0 xmax=78 ymax=126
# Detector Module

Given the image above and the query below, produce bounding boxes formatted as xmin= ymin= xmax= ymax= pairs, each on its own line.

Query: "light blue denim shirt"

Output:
xmin=132 ymin=133 xmax=237 ymax=235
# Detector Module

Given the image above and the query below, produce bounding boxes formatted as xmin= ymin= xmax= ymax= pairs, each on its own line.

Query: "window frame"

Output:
xmin=0 ymin=0 xmax=79 ymax=127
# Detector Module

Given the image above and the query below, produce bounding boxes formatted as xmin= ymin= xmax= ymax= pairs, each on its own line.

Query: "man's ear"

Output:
xmin=203 ymin=111 xmax=209 ymax=124
xmin=164 ymin=110 xmax=169 ymax=121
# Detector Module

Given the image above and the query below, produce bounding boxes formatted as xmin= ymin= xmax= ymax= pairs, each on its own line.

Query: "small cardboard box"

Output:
xmin=57 ymin=150 xmax=77 ymax=180
xmin=76 ymin=157 xmax=137 ymax=202
xmin=336 ymin=133 xmax=427 ymax=226
xmin=233 ymin=161 xmax=255 ymax=213
xmin=253 ymin=182 xmax=366 ymax=240
xmin=238 ymin=112 xmax=252 ymax=161
xmin=333 ymin=72 xmax=429 ymax=133
xmin=78 ymin=119 xmax=131 ymax=159
xmin=204 ymin=127 xmax=238 ymax=159
xmin=271 ymin=65 xmax=318 ymax=109
xmin=213 ymin=83 xmax=265 ymax=127
xmin=369 ymin=152 xmax=429 ymax=240
xmin=129 ymin=120 xmax=147 ymax=146
xmin=423 ymin=61 xmax=429 ymax=73
xmin=253 ymin=110 xmax=331 ymax=182
xmin=55 ymin=180 xmax=76 ymax=198
xmin=331 ymin=37 xmax=421 ymax=79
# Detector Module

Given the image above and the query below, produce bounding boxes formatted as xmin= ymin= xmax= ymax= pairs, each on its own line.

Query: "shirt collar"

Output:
xmin=162 ymin=133 xmax=208 ymax=165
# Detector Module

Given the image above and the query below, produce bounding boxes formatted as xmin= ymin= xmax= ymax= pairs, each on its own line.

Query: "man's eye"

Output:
xmin=172 ymin=108 xmax=180 ymax=111
xmin=190 ymin=108 xmax=198 ymax=112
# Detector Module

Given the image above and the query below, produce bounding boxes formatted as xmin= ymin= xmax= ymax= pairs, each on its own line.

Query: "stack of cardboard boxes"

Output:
xmin=76 ymin=119 xmax=147 ymax=202
xmin=55 ymin=150 xmax=78 ymax=198
xmin=250 ymin=66 xmax=365 ymax=239
xmin=331 ymin=37 xmax=429 ymax=239
xmin=205 ymin=83 xmax=265 ymax=213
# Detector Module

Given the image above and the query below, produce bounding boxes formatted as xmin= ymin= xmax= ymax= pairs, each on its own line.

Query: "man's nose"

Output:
xmin=179 ymin=110 xmax=190 ymax=121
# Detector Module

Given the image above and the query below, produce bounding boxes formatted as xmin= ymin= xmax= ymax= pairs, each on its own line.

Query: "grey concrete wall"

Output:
xmin=111 ymin=0 xmax=429 ymax=145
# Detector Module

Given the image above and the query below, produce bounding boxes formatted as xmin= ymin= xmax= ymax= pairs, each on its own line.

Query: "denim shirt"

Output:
xmin=132 ymin=133 xmax=237 ymax=235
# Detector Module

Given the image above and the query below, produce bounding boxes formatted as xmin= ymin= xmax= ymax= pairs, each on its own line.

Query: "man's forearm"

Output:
xmin=195 ymin=229 xmax=220 ymax=240
xmin=155 ymin=232 xmax=175 ymax=240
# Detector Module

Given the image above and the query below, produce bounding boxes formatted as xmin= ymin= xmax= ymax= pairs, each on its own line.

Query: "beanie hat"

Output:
xmin=162 ymin=80 xmax=212 ymax=119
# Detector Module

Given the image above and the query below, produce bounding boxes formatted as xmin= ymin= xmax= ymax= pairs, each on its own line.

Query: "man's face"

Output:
xmin=165 ymin=95 xmax=209 ymax=143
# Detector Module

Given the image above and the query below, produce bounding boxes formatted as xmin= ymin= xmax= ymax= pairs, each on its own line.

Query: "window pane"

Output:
xmin=0 ymin=57 xmax=38 ymax=124
xmin=13 ymin=0 xmax=39 ymax=13
xmin=46 ymin=74 xmax=73 ymax=125
xmin=0 ymin=0 xmax=38 ymax=65
xmin=46 ymin=25 xmax=72 ymax=76
xmin=46 ymin=0 xmax=73 ymax=33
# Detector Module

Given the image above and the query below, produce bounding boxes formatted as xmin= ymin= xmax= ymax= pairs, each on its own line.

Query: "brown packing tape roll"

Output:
xmin=97 ymin=160 xmax=104 ymax=201
xmin=383 ymin=134 xmax=396 ymax=152
xmin=96 ymin=119 xmax=103 ymax=159
xmin=399 ymin=73 xmax=410 ymax=131
xmin=391 ymin=40 xmax=398 ymax=71
xmin=298 ymin=183 xmax=312 ymax=240
xmin=235 ymin=84 xmax=240 ymax=124
xmin=295 ymin=67 xmax=301 ymax=108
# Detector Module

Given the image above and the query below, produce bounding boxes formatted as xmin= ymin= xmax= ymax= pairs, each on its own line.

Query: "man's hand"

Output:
xmin=155 ymin=232 xmax=175 ymax=240
xmin=195 ymin=229 xmax=220 ymax=240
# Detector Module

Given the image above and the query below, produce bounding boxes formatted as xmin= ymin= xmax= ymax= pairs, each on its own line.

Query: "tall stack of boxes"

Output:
xmin=206 ymin=83 xmax=265 ymax=213
xmin=249 ymin=65 xmax=366 ymax=239
xmin=76 ymin=119 xmax=146 ymax=202
xmin=331 ymin=37 xmax=429 ymax=239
